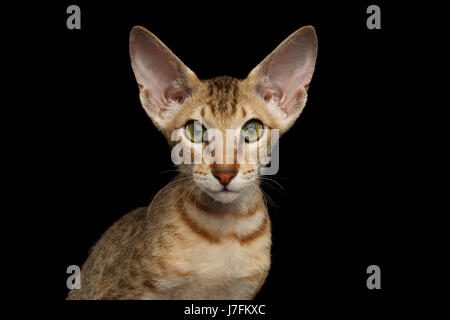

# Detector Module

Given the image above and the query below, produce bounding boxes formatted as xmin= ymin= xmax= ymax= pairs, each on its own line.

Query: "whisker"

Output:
xmin=249 ymin=181 xmax=278 ymax=210
xmin=260 ymin=176 xmax=284 ymax=191
xmin=180 ymin=183 xmax=199 ymax=214
xmin=159 ymin=168 xmax=181 ymax=175
xmin=259 ymin=179 xmax=284 ymax=195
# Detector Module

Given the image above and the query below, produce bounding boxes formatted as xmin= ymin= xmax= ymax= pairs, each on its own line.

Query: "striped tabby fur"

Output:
xmin=67 ymin=25 xmax=317 ymax=300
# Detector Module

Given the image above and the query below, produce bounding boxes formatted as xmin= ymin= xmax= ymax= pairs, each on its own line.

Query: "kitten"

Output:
xmin=67 ymin=25 xmax=317 ymax=300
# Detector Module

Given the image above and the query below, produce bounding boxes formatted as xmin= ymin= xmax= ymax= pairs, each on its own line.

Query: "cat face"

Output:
xmin=130 ymin=26 xmax=317 ymax=203
xmin=168 ymin=76 xmax=282 ymax=203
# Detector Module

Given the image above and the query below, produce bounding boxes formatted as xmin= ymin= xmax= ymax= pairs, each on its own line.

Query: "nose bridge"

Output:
xmin=221 ymin=126 xmax=240 ymax=164
xmin=212 ymin=163 xmax=237 ymax=172
xmin=207 ymin=125 xmax=236 ymax=165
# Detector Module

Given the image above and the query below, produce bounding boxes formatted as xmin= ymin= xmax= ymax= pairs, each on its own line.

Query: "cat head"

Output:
xmin=129 ymin=26 xmax=317 ymax=203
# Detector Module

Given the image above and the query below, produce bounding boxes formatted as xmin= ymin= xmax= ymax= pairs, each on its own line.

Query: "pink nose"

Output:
xmin=212 ymin=166 xmax=237 ymax=186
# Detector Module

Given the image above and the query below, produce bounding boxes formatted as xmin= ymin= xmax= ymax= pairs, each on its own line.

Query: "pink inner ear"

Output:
xmin=166 ymin=87 xmax=187 ymax=104
xmin=142 ymin=88 xmax=169 ymax=118
xmin=252 ymin=26 xmax=317 ymax=117
xmin=278 ymin=86 xmax=306 ymax=116
xmin=256 ymin=82 xmax=282 ymax=104
xmin=262 ymin=87 xmax=282 ymax=103
xmin=130 ymin=27 xmax=192 ymax=115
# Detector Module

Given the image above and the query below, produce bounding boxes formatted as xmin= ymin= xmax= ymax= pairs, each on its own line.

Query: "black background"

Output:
xmin=18 ymin=0 xmax=438 ymax=317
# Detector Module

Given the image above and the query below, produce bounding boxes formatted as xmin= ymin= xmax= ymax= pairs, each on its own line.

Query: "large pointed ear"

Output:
xmin=247 ymin=26 xmax=318 ymax=131
xmin=129 ymin=26 xmax=198 ymax=131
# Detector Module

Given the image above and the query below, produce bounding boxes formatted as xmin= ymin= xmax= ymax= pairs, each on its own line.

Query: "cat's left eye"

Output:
xmin=242 ymin=119 xmax=264 ymax=143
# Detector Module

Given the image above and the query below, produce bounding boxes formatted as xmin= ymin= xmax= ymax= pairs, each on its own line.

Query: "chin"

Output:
xmin=206 ymin=190 xmax=241 ymax=204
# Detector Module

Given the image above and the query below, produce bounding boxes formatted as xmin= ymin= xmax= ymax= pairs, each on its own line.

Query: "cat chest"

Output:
xmin=151 ymin=236 xmax=270 ymax=299
xmin=161 ymin=231 xmax=271 ymax=282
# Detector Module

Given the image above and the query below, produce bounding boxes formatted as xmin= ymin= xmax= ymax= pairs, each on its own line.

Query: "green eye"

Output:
xmin=185 ymin=120 xmax=206 ymax=143
xmin=242 ymin=119 xmax=264 ymax=143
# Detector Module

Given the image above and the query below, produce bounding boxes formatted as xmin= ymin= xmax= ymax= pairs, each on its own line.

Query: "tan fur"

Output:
xmin=67 ymin=25 xmax=317 ymax=300
xmin=67 ymin=77 xmax=273 ymax=300
xmin=68 ymin=179 xmax=270 ymax=300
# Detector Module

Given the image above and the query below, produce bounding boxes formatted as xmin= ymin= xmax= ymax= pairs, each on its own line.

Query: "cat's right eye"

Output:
xmin=185 ymin=120 xmax=206 ymax=143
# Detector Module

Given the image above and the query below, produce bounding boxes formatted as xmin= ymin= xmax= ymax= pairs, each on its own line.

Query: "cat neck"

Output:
xmin=197 ymin=188 xmax=262 ymax=214
xmin=174 ymin=180 xmax=268 ymax=242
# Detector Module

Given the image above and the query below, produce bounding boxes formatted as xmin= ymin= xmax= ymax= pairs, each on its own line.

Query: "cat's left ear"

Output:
xmin=247 ymin=26 xmax=318 ymax=131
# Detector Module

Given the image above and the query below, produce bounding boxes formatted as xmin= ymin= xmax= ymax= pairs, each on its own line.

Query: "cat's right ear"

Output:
xmin=247 ymin=26 xmax=318 ymax=133
xmin=129 ymin=26 xmax=198 ymax=131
